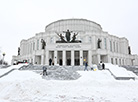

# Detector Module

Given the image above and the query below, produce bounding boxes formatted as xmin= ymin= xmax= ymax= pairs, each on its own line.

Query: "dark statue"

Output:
xmin=71 ymin=32 xmax=78 ymax=42
xmin=56 ymin=32 xmax=66 ymax=43
xmin=63 ymin=29 xmax=73 ymax=42
xmin=128 ymin=46 xmax=131 ymax=55
xmin=56 ymin=29 xmax=81 ymax=43
xmin=41 ymin=39 xmax=46 ymax=49
xmin=18 ymin=47 xmax=20 ymax=55
xmin=97 ymin=39 xmax=102 ymax=48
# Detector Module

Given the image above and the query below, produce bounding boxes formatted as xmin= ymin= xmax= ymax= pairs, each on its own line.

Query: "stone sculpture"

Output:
xmin=41 ymin=39 xmax=46 ymax=49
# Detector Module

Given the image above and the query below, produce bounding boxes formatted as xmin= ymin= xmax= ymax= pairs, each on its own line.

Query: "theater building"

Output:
xmin=12 ymin=18 xmax=138 ymax=66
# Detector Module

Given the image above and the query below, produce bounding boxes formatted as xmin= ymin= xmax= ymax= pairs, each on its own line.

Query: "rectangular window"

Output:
xmin=116 ymin=42 xmax=118 ymax=53
xmin=37 ymin=40 xmax=39 ymax=50
xmin=113 ymin=42 xmax=115 ymax=52
xmin=110 ymin=41 xmax=112 ymax=51
xmin=31 ymin=43 xmax=32 ymax=53
xmin=104 ymin=38 xmax=107 ymax=49
xmin=89 ymin=36 xmax=92 ymax=43
xmin=33 ymin=42 xmax=35 ymax=50
xmin=50 ymin=38 xmax=53 ymax=43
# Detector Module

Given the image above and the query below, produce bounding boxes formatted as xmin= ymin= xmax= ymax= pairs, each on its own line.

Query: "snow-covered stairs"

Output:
xmin=105 ymin=63 xmax=136 ymax=80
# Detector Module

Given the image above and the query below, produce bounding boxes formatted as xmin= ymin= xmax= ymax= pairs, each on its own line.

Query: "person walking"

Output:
xmin=84 ymin=62 xmax=88 ymax=71
xmin=102 ymin=62 xmax=105 ymax=70
xmin=42 ymin=66 xmax=47 ymax=76
xmin=49 ymin=58 xmax=52 ymax=66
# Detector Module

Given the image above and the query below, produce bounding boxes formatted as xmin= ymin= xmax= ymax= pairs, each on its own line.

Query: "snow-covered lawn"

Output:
xmin=0 ymin=65 xmax=138 ymax=102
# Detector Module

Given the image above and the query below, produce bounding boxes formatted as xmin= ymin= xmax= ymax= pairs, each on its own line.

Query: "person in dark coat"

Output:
xmin=102 ymin=62 xmax=105 ymax=70
xmin=42 ymin=66 xmax=47 ymax=76
xmin=49 ymin=58 xmax=52 ymax=66
xmin=84 ymin=62 xmax=88 ymax=71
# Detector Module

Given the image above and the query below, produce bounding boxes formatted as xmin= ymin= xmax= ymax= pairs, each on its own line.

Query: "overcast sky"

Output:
xmin=0 ymin=0 xmax=138 ymax=64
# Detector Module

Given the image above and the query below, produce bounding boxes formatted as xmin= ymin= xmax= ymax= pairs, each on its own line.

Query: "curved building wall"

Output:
xmin=12 ymin=18 xmax=138 ymax=66
xmin=45 ymin=19 xmax=102 ymax=32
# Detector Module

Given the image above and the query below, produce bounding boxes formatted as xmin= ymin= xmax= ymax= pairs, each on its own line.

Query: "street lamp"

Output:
xmin=2 ymin=52 xmax=5 ymax=65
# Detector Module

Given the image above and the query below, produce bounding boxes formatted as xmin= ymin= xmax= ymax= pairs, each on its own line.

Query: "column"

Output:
xmin=107 ymin=55 xmax=111 ymax=63
xmin=45 ymin=50 xmax=49 ymax=65
xmin=41 ymin=55 xmax=44 ymax=65
xmin=63 ymin=50 xmax=66 ymax=65
xmin=33 ymin=56 xmax=36 ymax=64
xmin=92 ymin=36 xmax=96 ymax=50
xmin=80 ymin=50 xmax=83 ymax=66
xmin=71 ymin=50 xmax=74 ymax=66
xmin=88 ymin=50 xmax=92 ymax=66
xmin=97 ymin=54 xmax=100 ymax=64
xmin=54 ymin=50 xmax=57 ymax=65
xmin=117 ymin=58 xmax=120 ymax=65
xmin=113 ymin=58 xmax=116 ymax=65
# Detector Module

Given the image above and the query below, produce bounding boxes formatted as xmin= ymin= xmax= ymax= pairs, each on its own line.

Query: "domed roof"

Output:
xmin=45 ymin=18 xmax=102 ymax=32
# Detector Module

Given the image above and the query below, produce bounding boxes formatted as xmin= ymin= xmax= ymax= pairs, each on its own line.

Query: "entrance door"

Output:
xmin=59 ymin=59 xmax=62 ymax=65
xmin=83 ymin=51 xmax=88 ymax=65
xmin=58 ymin=51 xmax=62 ymax=65
xmin=75 ymin=51 xmax=80 ymax=65
xmin=66 ymin=51 xmax=71 ymax=65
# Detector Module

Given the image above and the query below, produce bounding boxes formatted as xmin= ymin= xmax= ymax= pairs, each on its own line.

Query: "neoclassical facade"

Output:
xmin=12 ymin=18 xmax=138 ymax=66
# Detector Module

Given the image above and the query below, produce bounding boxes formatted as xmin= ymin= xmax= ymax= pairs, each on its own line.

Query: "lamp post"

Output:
xmin=2 ymin=52 xmax=5 ymax=65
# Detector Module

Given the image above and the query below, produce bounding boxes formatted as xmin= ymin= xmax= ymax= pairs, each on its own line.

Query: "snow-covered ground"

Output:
xmin=0 ymin=64 xmax=138 ymax=102
xmin=105 ymin=63 xmax=137 ymax=80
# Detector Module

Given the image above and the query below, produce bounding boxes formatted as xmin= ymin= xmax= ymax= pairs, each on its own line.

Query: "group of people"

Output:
xmin=42 ymin=60 xmax=105 ymax=76
xmin=98 ymin=61 xmax=105 ymax=70
xmin=84 ymin=61 xmax=105 ymax=71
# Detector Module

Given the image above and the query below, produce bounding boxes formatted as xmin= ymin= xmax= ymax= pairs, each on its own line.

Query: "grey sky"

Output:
xmin=0 ymin=0 xmax=138 ymax=64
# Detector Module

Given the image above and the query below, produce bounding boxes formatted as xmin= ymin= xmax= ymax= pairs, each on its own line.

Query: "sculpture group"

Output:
xmin=56 ymin=29 xmax=81 ymax=43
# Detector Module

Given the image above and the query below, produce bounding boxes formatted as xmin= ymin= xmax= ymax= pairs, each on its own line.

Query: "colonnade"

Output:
xmin=44 ymin=50 xmax=92 ymax=66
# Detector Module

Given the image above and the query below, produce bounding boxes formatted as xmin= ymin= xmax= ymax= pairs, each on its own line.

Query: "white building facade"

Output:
xmin=12 ymin=19 xmax=138 ymax=66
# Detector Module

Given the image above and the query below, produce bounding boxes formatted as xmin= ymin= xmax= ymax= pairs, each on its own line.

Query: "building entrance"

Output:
xmin=58 ymin=51 xmax=62 ymax=65
xmin=83 ymin=51 xmax=88 ymax=65
xmin=66 ymin=51 xmax=71 ymax=65
xmin=75 ymin=51 xmax=80 ymax=65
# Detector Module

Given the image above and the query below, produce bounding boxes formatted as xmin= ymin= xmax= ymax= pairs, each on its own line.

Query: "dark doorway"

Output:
xmin=59 ymin=59 xmax=62 ymax=65
xmin=75 ymin=51 xmax=80 ymax=65
xmin=75 ymin=59 xmax=80 ymax=65
xmin=66 ymin=51 xmax=71 ymax=66
xmin=67 ymin=59 xmax=71 ymax=65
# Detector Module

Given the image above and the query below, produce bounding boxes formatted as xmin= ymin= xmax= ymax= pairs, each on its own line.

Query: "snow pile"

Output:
xmin=20 ymin=65 xmax=81 ymax=80
xmin=44 ymin=66 xmax=81 ymax=80
xmin=1 ymin=68 xmax=138 ymax=102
